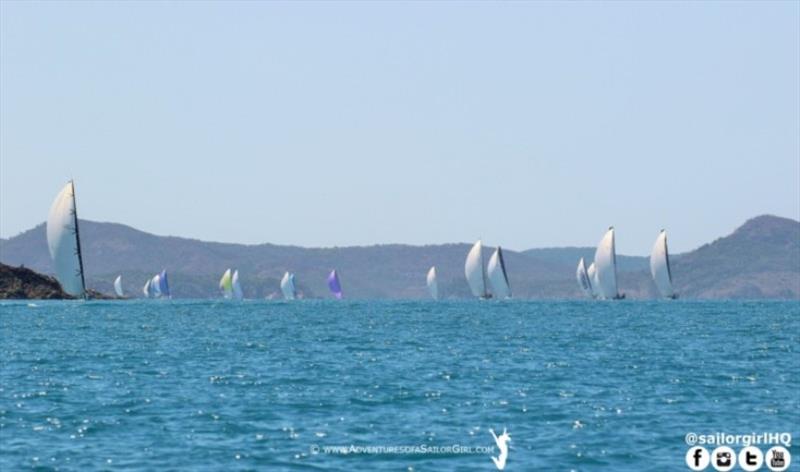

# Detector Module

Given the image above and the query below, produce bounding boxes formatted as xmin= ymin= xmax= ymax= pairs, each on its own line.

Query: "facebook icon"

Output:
xmin=686 ymin=446 xmax=710 ymax=470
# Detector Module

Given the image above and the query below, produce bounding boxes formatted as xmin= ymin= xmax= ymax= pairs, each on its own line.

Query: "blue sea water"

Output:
xmin=0 ymin=300 xmax=798 ymax=471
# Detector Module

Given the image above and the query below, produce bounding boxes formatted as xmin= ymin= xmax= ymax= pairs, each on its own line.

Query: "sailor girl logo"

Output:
xmin=490 ymin=428 xmax=511 ymax=470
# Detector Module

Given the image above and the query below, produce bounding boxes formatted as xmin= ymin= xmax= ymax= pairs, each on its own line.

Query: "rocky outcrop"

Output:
xmin=0 ymin=263 xmax=73 ymax=299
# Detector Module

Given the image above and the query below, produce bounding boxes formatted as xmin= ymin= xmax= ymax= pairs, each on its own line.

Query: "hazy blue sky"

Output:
xmin=1 ymin=1 xmax=798 ymax=253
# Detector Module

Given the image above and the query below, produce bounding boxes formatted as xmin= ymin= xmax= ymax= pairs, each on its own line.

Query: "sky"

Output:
xmin=1 ymin=1 xmax=798 ymax=254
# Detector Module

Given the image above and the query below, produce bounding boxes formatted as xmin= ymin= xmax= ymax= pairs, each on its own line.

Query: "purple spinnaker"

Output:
xmin=327 ymin=270 xmax=343 ymax=299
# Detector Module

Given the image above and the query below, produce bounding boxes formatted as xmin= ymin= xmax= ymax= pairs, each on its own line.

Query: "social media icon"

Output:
xmin=766 ymin=446 xmax=791 ymax=472
xmin=687 ymin=446 xmax=710 ymax=471
xmin=711 ymin=446 xmax=736 ymax=471
xmin=738 ymin=446 xmax=764 ymax=472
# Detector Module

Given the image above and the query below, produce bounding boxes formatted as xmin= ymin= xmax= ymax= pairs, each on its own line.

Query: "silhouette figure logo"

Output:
xmin=490 ymin=428 xmax=511 ymax=470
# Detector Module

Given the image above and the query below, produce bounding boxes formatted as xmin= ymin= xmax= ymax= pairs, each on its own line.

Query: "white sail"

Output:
xmin=426 ymin=266 xmax=439 ymax=300
xmin=594 ymin=227 xmax=620 ymax=300
xmin=232 ymin=270 xmax=243 ymax=300
xmin=487 ymin=247 xmax=511 ymax=299
xmin=650 ymin=230 xmax=675 ymax=299
xmin=280 ymin=271 xmax=296 ymax=300
xmin=575 ymin=258 xmax=592 ymax=297
xmin=152 ymin=274 xmax=162 ymax=298
xmin=143 ymin=279 xmax=151 ymax=297
xmin=114 ymin=275 xmax=124 ymax=297
xmin=46 ymin=181 xmax=86 ymax=297
xmin=587 ymin=262 xmax=599 ymax=298
xmin=464 ymin=240 xmax=490 ymax=298
xmin=219 ymin=268 xmax=233 ymax=299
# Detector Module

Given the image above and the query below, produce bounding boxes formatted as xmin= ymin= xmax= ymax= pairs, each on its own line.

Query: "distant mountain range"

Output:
xmin=0 ymin=215 xmax=797 ymax=299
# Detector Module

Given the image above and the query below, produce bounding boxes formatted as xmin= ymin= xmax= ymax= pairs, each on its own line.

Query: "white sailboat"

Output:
xmin=587 ymin=262 xmax=599 ymax=299
xmin=151 ymin=274 xmax=162 ymax=298
xmin=280 ymin=272 xmax=297 ymax=300
xmin=464 ymin=240 xmax=491 ymax=299
xmin=219 ymin=269 xmax=233 ymax=299
xmin=46 ymin=181 xmax=87 ymax=298
xmin=143 ymin=278 xmax=151 ymax=298
xmin=487 ymin=247 xmax=511 ymax=299
xmin=114 ymin=275 xmax=124 ymax=297
xmin=232 ymin=270 xmax=243 ymax=300
xmin=593 ymin=227 xmax=624 ymax=300
xmin=575 ymin=257 xmax=593 ymax=298
xmin=650 ymin=230 xmax=677 ymax=299
xmin=426 ymin=266 xmax=439 ymax=300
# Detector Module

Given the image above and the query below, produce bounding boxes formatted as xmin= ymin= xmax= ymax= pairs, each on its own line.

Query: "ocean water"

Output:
xmin=0 ymin=300 xmax=798 ymax=471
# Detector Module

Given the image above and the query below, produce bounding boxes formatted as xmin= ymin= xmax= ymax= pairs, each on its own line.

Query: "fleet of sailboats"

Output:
xmin=45 ymin=182 xmax=679 ymax=301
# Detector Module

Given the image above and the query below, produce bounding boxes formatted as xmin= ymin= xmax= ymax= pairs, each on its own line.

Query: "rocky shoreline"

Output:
xmin=0 ymin=263 xmax=112 ymax=299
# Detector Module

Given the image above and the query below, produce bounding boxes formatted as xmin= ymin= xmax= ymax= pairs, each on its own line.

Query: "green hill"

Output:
xmin=1 ymin=215 xmax=797 ymax=299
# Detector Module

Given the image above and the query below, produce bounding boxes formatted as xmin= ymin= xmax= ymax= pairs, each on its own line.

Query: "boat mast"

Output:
xmin=70 ymin=180 xmax=88 ymax=300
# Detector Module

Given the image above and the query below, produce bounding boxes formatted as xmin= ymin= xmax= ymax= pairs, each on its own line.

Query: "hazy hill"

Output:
xmin=670 ymin=215 xmax=800 ymax=298
xmin=1 ymin=215 xmax=797 ymax=299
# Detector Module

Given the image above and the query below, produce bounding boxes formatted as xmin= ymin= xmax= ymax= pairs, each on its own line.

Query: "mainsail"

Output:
xmin=232 ymin=270 xmax=243 ymax=300
xmin=594 ymin=227 xmax=621 ymax=300
xmin=487 ymin=246 xmax=511 ymax=299
xmin=464 ymin=240 xmax=491 ymax=299
xmin=219 ymin=269 xmax=233 ymax=299
xmin=280 ymin=271 xmax=297 ymax=300
xmin=327 ymin=269 xmax=343 ymax=299
xmin=650 ymin=230 xmax=676 ymax=299
xmin=46 ymin=181 xmax=87 ymax=298
xmin=575 ymin=257 xmax=593 ymax=297
xmin=426 ymin=266 xmax=439 ymax=300
xmin=143 ymin=279 xmax=151 ymax=298
xmin=114 ymin=275 xmax=124 ymax=297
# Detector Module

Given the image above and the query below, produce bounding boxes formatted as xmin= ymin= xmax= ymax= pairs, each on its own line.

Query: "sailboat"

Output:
xmin=219 ymin=269 xmax=233 ymax=299
xmin=487 ymin=246 xmax=511 ymax=299
xmin=143 ymin=279 xmax=151 ymax=298
xmin=575 ymin=257 xmax=593 ymax=298
xmin=114 ymin=275 xmax=124 ymax=297
xmin=46 ymin=181 xmax=87 ymax=299
xmin=594 ymin=227 xmax=624 ymax=300
xmin=158 ymin=270 xmax=170 ymax=298
xmin=280 ymin=272 xmax=297 ymax=300
xmin=464 ymin=240 xmax=491 ymax=299
xmin=587 ymin=262 xmax=599 ymax=299
xmin=650 ymin=230 xmax=677 ymax=299
xmin=586 ymin=262 xmax=600 ymax=298
xmin=231 ymin=270 xmax=243 ymax=300
xmin=327 ymin=269 xmax=343 ymax=299
xmin=151 ymin=274 xmax=162 ymax=298
xmin=426 ymin=266 xmax=439 ymax=300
